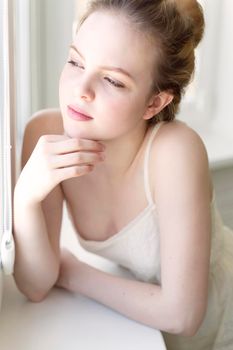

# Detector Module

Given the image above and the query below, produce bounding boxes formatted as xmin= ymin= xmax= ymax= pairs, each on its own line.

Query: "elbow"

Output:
xmin=173 ymin=308 xmax=206 ymax=337
xmin=163 ymin=302 xmax=206 ymax=337
xmin=165 ymin=317 xmax=202 ymax=337
xmin=16 ymin=283 xmax=51 ymax=303
xmin=177 ymin=322 xmax=201 ymax=337
xmin=14 ymin=272 xmax=58 ymax=303
xmin=26 ymin=289 xmax=50 ymax=303
xmin=14 ymin=262 xmax=60 ymax=303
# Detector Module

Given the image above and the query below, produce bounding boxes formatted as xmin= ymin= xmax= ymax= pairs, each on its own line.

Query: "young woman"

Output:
xmin=13 ymin=1 xmax=233 ymax=349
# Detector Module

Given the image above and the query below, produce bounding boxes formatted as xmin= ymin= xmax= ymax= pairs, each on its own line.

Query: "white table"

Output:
xmin=0 ymin=205 xmax=166 ymax=350
xmin=0 ymin=263 xmax=166 ymax=350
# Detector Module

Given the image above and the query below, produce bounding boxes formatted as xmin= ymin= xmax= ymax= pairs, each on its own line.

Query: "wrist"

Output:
xmin=14 ymin=185 xmax=42 ymax=208
xmin=56 ymin=249 xmax=87 ymax=293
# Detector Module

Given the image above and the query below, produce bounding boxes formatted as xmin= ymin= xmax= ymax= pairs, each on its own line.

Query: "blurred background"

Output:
xmin=1 ymin=0 xmax=233 ymax=232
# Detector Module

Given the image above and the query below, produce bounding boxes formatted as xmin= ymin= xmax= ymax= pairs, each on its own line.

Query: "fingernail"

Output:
xmin=99 ymin=153 xmax=105 ymax=160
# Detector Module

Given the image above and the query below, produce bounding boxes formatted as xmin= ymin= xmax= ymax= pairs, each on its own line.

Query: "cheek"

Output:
xmin=99 ymin=94 xmax=132 ymax=122
xmin=100 ymin=94 xmax=146 ymax=130
xmin=112 ymin=93 xmax=145 ymax=119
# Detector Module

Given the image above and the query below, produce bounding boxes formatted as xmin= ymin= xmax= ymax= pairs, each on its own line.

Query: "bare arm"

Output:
xmin=57 ymin=250 xmax=184 ymax=335
xmin=13 ymin=195 xmax=63 ymax=302
xmin=13 ymin=111 xmax=64 ymax=301
xmin=57 ymin=125 xmax=212 ymax=336
xmin=153 ymin=125 xmax=211 ymax=335
xmin=13 ymin=110 xmax=105 ymax=301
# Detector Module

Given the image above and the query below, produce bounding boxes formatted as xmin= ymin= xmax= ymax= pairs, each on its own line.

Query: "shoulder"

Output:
xmin=25 ymin=108 xmax=64 ymax=135
xmin=153 ymin=120 xmax=208 ymax=154
xmin=21 ymin=108 xmax=64 ymax=168
xmin=151 ymin=120 xmax=210 ymax=168
xmin=150 ymin=120 xmax=213 ymax=202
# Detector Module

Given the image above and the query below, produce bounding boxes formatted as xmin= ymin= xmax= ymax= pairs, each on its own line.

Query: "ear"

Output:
xmin=143 ymin=91 xmax=174 ymax=121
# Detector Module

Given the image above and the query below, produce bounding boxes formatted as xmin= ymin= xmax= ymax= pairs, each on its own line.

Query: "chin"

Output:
xmin=64 ymin=128 xmax=87 ymax=139
xmin=63 ymin=124 xmax=95 ymax=141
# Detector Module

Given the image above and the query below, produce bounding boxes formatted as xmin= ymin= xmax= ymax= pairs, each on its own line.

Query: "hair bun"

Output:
xmin=174 ymin=0 xmax=205 ymax=48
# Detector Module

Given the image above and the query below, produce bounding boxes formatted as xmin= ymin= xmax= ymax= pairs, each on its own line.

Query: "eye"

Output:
xmin=104 ymin=77 xmax=125 ymax=89
xmin=67 ymin=60 xmax=84 ymax=69
xmin=67 ymin=60 xmax=125 ymax=89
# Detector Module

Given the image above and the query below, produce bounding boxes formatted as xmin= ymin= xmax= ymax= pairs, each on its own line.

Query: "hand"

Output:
xmin=15 ymin=134 xmax=105 ymax=204
xmin=56 ymin=248 xmax=84 ymax=291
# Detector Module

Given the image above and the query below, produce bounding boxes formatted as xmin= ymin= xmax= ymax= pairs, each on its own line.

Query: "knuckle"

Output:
xmin=96 ymin=152 xmax=103 ymax=160
xmin=75 ymin=152 xmax=83 ymax=162
xmin=88 ymin=164 xmax=94 ymax=170
xmin=72 ymin=166 xmax=81 ymax=176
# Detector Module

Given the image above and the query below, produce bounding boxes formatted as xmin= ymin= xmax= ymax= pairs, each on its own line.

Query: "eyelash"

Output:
xmin=67 ymin=60 xmax=125 ymax=89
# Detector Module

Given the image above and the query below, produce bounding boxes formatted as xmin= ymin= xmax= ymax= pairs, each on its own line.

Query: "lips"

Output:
xmin=68 ymin=105 xmax=92 ymax=118
xmin=67 ymin=105 xmax=93 ymax=122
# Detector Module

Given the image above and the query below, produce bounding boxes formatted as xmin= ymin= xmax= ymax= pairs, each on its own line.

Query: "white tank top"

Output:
xmin=76 ymin=121 xmax=222 ymax=285
xmin=74 ymin=120 xmax=233 ymax=350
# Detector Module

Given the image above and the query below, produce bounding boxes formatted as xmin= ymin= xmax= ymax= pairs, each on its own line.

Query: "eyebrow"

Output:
xmin=69 ymin=44 xmax=134 ymax=81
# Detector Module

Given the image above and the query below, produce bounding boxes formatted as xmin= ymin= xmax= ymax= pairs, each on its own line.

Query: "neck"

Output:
xmin=94 ymin=123 xmax=149 ymax=184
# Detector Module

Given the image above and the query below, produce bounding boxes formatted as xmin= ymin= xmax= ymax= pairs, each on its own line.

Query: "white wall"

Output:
xmin=213 ymin=0 xmax=233 ymax=136
xmin=30 ymin=0 xmax=75 ymax=113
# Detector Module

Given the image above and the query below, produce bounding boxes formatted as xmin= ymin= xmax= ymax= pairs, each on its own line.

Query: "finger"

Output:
xmin=51 ymin=151 xmax=104 ymax=169
xmin=55 ymin=164 xmax=94 ymax=182
xmin=49 ymin=138 xmax=105 ymax=155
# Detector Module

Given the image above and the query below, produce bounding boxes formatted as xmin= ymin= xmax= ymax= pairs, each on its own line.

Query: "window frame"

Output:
xmin=0 ymin=0 xmax=16 ymax=276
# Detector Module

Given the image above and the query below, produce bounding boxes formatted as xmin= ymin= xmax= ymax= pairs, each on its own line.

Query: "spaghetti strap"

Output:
xmin=144 ymin=121 xmax=165 ymax=205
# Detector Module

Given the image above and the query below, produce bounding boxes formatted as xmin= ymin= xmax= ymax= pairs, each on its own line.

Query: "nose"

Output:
xmin=73 ymin=79 xmax=95 ymax=102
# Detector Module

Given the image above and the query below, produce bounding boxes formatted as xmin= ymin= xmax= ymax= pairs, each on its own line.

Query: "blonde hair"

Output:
xmin=78 ymin=0 xmax=205 ymax=124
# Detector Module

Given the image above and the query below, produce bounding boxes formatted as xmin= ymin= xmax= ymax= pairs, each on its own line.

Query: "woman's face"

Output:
xmin=59 ymin=10 xmax=157 ymax=140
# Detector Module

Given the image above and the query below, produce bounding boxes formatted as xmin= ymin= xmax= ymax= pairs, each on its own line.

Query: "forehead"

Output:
xmin=74 ymin=11 xmax=156 ymax=80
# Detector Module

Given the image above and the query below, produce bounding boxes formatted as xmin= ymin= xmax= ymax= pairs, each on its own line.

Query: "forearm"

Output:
xmin=13 ymin=194 xmax=59 ymax=301
xmin=65 ymin=261 xmax=182 ymax=334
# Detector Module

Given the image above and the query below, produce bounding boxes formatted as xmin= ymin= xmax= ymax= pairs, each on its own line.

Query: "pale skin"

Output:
xmin=13 ymin=11 xmax=213 ymax=337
